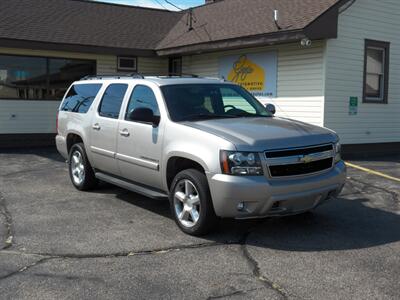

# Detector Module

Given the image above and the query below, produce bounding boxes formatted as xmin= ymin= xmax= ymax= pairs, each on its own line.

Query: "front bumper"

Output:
xmin=207 ymin=161 xmax=346 ymax=218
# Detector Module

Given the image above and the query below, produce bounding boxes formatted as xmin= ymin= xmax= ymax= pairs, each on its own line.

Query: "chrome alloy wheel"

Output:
xmin=174 ymin=179 xmax=201 ymax=228
xmin=71 ymin=150 xmax=85 ymax=185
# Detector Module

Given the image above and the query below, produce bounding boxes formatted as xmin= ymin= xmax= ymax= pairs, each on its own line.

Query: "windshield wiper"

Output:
xmin=229 ymin=112 xmax=270 ymax=118
xmin=180 ymin=114 xmax=238 ymax=121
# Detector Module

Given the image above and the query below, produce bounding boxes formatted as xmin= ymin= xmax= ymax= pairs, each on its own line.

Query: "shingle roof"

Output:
xmin=0 ymin=0 xmax=181 ymax=51
xmin=0 ymin=0 xmax=343 ymax=55
xmin=157 ymin=0 xmax=341 ymax=51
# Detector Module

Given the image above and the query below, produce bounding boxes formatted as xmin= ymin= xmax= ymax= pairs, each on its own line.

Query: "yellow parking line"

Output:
xmin=345 ymin=162 xmax=400 ymax=183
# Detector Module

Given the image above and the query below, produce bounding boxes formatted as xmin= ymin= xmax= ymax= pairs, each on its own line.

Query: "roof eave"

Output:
xmin=0 ymin=38 xmax=157 ymax=57
xmin=156 ymin=30 xmax=307 ymax=56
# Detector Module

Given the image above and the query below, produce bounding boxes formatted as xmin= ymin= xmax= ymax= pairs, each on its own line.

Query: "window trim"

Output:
xmin=0 ymin=53 xmax=96 ymax=101
xmin=363 ymin=39 xmax=390 ymax=104
xmin=117 ymin=56 xmax=137 ymax=72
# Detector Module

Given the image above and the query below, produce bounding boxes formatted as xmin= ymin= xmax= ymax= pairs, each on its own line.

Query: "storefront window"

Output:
xmin=0 ymin=55 xmax=96 ymax=100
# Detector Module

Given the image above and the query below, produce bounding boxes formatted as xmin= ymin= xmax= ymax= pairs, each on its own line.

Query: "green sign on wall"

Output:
xmin=349 ymin=96 xmax=358 ymax=115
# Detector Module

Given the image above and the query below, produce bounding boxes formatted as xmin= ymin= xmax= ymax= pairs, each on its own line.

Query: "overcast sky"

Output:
xmin=93 ymin=0 xmax=204 ymax=10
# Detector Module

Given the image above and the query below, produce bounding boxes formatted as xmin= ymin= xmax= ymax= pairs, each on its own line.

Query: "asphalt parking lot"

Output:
xmin=0 ymin=149 xmax=399 ymax=299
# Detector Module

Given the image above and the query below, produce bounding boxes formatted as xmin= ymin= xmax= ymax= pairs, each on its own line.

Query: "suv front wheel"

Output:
xmin=169 ymin=169 xmax=218 ymax=236
xmin=68 ymin=143 xmax=97 ymax=191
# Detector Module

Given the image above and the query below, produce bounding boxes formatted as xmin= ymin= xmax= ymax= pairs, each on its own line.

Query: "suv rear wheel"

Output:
xmin=68 ymin=143 xmax=97 ymax=191
xmin=169 ymin=169 xmax=218 ymax=236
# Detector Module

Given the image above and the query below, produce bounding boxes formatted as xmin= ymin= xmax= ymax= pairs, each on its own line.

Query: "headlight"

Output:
xmin=220 ymin=150 xmax=263 ymax=175
xmin=334 ymin=142 xmax=341 ymax=163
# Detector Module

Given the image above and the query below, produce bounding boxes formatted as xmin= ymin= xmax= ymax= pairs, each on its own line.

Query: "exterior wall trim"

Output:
xmin=0 ymin=133 xmax=56 ymax=148
xmin=342 ymin=142 xmax=400 ymax=159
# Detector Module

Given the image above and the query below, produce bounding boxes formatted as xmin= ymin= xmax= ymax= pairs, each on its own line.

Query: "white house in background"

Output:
xmin=0 ymin=0 xmax=398 ymax=156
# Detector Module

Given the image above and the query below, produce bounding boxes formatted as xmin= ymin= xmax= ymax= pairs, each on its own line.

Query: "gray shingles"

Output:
xmin=157 ymin=0 xmax=341 ymax=50
xmin=0 ymin=0 xmax=341 ymax=52
xmin=0 ymin=0 xmax=181 ymax=50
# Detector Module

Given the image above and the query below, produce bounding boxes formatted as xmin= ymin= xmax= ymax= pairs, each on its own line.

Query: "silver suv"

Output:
xmin=56 ymin=75 xmax=346 ymax=235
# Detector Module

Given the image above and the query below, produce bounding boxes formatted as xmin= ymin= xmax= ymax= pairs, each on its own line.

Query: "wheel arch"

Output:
xmin=165 ymin=153 xmax=208 ymax=190
xmin=66 ymin=132 xmax=84 ymax=154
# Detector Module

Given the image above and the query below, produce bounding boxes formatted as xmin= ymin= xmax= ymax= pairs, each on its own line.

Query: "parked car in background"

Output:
xmin=56 ymin=75 xmax=346 ymax=235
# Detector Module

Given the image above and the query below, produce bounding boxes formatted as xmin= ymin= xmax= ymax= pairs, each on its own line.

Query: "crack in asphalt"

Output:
xmin=349 ymin=177 xmax=399 ymax=206
xmin=207 ymin=287 xmax=261 ymax=299
xmin=239 ymin=231 xmax=289 ymax=300
xmin=1 ymin=237 xmax=293 ymax=299
xmin=25 ymin=241 xmax=226 ymax=259
xmin=0 ymin=242 xmax=226 ymax=282
xmin=0 ymin=257 xmax=52 ymax=281
xmin=0 ymin=193 xmax=13 ymax=250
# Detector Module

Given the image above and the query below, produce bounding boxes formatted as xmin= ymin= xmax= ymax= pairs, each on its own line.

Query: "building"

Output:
xmin=0 ymin=0 xmax=398 ymax=156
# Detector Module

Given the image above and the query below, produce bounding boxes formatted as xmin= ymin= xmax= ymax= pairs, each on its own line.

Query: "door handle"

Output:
xmin=92 ymin=123 xmax=101 ymax=131
xmin=119 ymin=129 xmax=130 ymax=137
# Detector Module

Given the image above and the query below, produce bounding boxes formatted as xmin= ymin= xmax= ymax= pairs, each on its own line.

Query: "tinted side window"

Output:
xmin=98 ymin=84 xmax=128 ymax=119
xmin=126 ymin=85 xmax=160 ymax=120
xmin=60 ymin=84 xmax=102 ymax=113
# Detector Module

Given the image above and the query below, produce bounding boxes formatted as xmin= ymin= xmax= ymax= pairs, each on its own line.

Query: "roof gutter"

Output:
xmin=0 ymin=38 xmax=157 ymax=57
xmin=156 ymin=29 xmax=306 ymax=56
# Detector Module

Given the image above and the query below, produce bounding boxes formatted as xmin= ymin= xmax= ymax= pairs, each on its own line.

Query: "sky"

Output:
xmin=93 ymin=0 xmax=204 ymax=10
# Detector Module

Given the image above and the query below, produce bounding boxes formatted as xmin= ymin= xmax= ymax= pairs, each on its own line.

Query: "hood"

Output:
xmin=182 ymin=117 xmax=338 ymax=152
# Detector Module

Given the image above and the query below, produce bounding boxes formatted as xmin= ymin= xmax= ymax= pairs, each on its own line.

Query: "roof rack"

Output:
xmin=80 ymin=73 xmax=228 ymax=81
xmin=81 ymin=73 xmax=144 ymax=80
xmin=166 ymin=73 xmax=199 ymax=78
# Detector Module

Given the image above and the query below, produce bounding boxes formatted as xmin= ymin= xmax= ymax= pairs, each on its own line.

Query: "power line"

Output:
xmin=164 ymin=0 xmax=183 ymax=11
xmin=151 ymin=0 xmax=169 ymax=10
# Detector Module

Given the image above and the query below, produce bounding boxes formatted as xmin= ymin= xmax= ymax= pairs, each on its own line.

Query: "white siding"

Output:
xmin=324 ymin=0 xmax=400 ymax=144
xmin=137 ymin=57 xmax=168 ymax=75
xmin=0 ymin=101 xmax=60 ymax=134
xmin=182 ymin=42 xmax=326 ymax=126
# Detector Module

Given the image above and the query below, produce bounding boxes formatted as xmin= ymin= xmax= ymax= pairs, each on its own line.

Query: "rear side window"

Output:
xmin=60 ymin=84 xmax=102 ymax=113
xmin=98 ymin=84 xmax=128 ymax=119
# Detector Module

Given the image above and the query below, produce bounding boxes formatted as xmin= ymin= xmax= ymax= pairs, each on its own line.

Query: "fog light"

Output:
xmin=237 ymin=202 xmax=245 ymax=211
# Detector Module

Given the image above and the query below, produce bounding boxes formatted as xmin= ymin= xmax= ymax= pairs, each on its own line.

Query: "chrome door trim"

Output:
xmin=90 ymin=146 xmax=115 ymax=158
xmin=116 ymin=153 xmax=159 ymax=171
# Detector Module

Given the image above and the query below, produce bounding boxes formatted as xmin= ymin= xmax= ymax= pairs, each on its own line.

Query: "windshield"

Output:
xmin=160 ymin=84 xmax=271 ymax=122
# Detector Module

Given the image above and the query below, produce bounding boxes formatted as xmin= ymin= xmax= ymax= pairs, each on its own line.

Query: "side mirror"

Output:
xmin=127 ymin=107 xmax=160 ymax=127
xmin=265 ymin=103 xmax=276 ymax=115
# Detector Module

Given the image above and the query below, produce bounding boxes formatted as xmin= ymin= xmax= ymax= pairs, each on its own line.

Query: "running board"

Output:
xmin=95 ymin=172 xmax=168 ymax=200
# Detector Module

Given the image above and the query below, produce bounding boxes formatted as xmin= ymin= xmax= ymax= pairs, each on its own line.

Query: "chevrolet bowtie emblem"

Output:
xmin=299 ymin=155 xmax=313 ymax=164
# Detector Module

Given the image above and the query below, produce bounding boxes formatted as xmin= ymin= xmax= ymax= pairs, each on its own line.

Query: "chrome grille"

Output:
xmin=265 ymin=144 xmax=334 ymax=177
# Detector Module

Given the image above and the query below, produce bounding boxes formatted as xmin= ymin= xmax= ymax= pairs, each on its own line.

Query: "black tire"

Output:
xmin=169 ymin=169 xmax=218 ymax=236
xmin=68 ymin=143 xmax=97 ymax=191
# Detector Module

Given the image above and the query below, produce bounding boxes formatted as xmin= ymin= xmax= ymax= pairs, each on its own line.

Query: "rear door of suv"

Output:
xmin=90 ymin=83 xmax=129 ymax=175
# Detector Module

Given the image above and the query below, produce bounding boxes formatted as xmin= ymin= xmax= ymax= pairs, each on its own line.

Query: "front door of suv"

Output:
xmin=116 ymin=84 xmax=164 ymax=189
xmin=90 ymin=83 xmax=128 ymax=175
